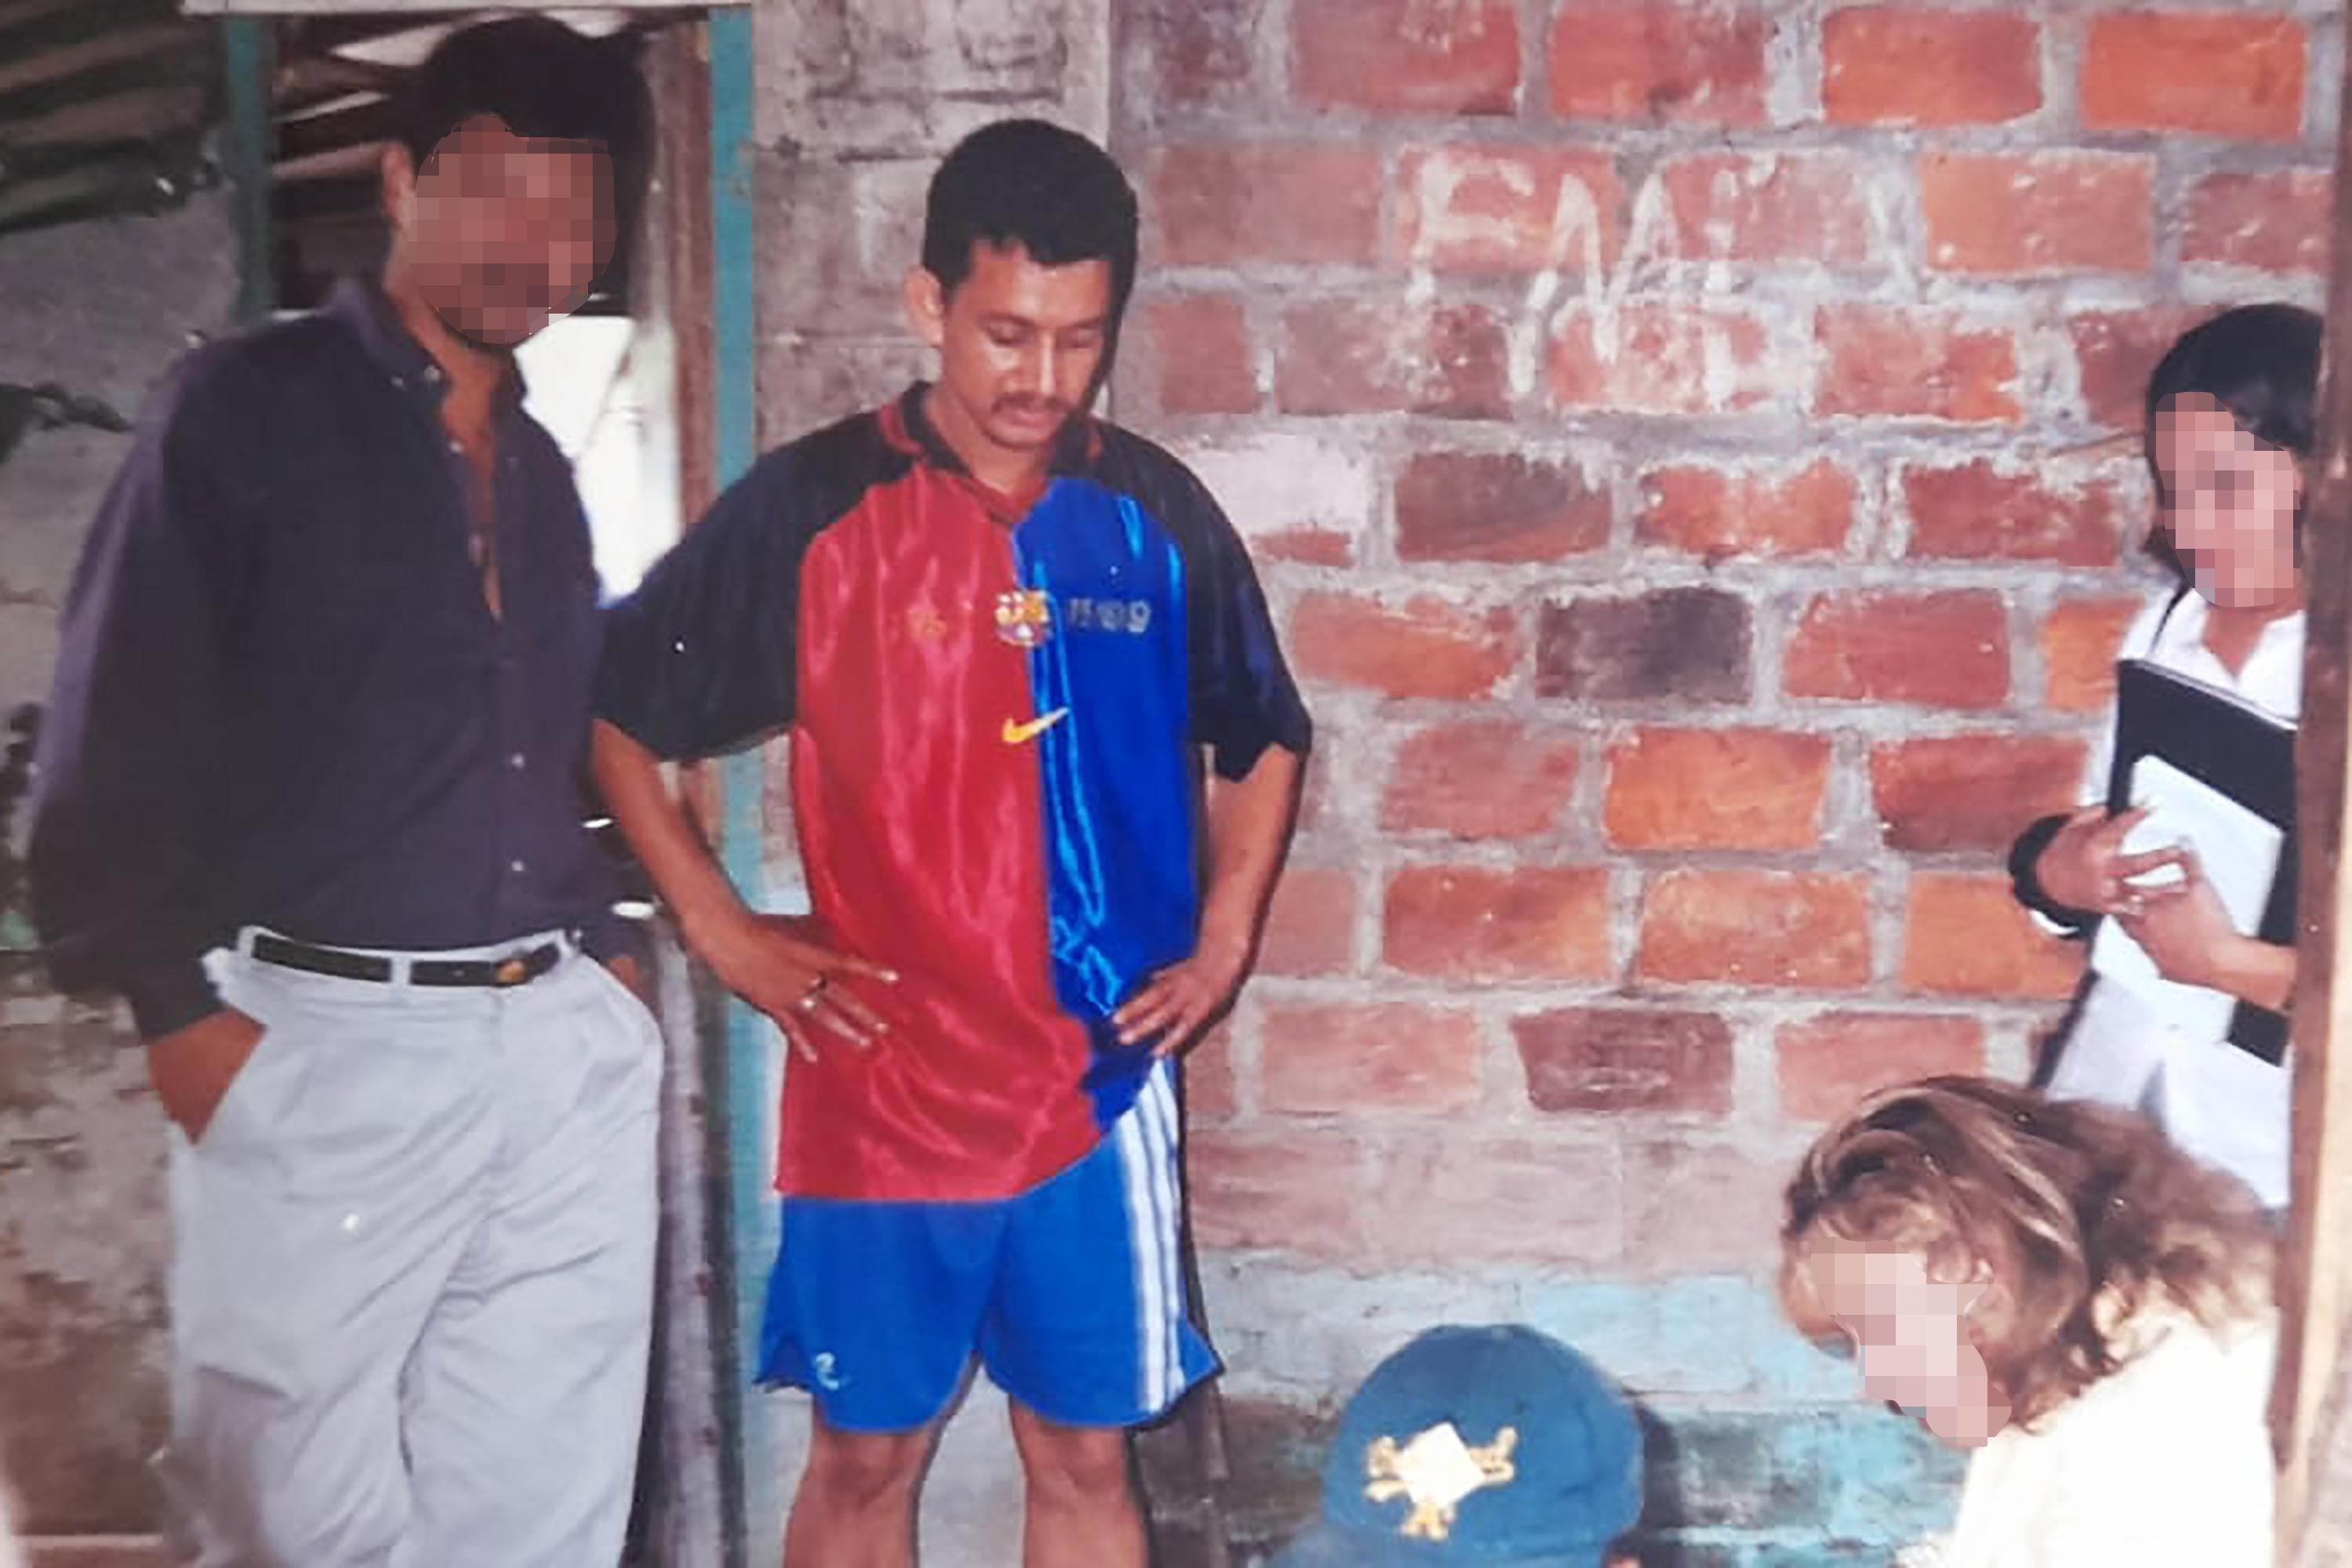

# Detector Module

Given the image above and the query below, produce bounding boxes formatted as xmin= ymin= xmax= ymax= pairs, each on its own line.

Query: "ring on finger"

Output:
xmin=794 ymin=978 xmax=828 ymax=1014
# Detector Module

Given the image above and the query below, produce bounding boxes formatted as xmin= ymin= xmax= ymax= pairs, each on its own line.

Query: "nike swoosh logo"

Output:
xmin=1002 ymin=708 xmax=1071 ymax=746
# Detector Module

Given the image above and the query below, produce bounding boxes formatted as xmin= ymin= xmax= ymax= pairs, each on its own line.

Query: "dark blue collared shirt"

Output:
xmin=29 ymin=279 xmax=626 ymax=1037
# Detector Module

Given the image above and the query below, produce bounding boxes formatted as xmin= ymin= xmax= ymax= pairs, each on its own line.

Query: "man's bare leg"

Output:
xmin=1009 ymin=1403 xmax=1146 ymax=1568
xmin=782 ymin=1413 xmax=934 ymax=1568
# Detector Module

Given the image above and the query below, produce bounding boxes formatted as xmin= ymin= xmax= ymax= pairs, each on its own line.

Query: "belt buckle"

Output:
xmin=493 ymin=955 xmax=530 ymax=988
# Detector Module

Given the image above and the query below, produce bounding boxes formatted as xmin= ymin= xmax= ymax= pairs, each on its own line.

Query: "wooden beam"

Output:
xmin=0 ymin=81 xmax=211 ymax=149
xmin=0 ymin=20 xmax=198 ymax=100
xmin=274 ymin=92 xmax=398 ymax=163
xmin=272 ymin=54 xmax=404 ymax=112
xmin=2274 ymin=7 xmax=2352 ymax=1555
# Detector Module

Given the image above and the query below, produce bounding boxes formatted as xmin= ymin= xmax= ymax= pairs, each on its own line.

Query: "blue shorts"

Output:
xmin=757 ymin=1061 xmax=1218 ymax=1433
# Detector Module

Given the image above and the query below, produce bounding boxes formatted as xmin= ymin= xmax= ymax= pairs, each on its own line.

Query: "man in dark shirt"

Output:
xmin=28 ymin=21 xmax=658 ymax=1566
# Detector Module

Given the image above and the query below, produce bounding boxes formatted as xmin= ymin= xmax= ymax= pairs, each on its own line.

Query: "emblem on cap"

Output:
xmin=1364 ymin=1421 xmax=1519 ymax=1542
xmin=495 ymin=956 xmax=528 ymax=986
xmin=994 ymin=589 xmax=1053 ymax=648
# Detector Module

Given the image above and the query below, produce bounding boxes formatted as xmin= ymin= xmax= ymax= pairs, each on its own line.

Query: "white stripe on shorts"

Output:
xmin=1142 ymin=1065 xmax=1184 ymax=1403
xmin=1114 ymin=1098 xmax=1168 ymax=1411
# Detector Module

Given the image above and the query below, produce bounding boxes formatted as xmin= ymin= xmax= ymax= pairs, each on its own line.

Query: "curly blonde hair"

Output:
xmin=1781 ymin=1076 xmax=2275 ymax=1429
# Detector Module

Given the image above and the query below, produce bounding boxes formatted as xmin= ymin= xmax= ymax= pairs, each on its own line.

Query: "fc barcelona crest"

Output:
xmin=994 ymin=589 xmax=1054 ymax=648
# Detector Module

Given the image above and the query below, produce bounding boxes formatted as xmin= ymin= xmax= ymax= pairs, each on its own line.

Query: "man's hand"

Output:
xmin=1113 ymin=929 xmax=1251 ymax=1056
xmin=697 ymin=910 xmax=898 ymax=1064
xmin=146 ymin=1007 xmax=267 ymax=1143
xmin=601 ymin=951 xmax=650 ymax=1005
xmin=2034 ymin=804 xmax=2174 ymax=915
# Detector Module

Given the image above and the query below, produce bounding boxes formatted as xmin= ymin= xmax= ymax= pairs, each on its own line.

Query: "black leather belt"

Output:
xmin=249 ymin=932 xmax=563 ymax=989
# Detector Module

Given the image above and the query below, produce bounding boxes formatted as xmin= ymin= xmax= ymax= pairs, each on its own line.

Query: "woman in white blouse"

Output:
xmin=1781 ymin=1076 xmax=2276 ymax=1567
xmin=2009 ymin=303 xmax=2318 ymax=1212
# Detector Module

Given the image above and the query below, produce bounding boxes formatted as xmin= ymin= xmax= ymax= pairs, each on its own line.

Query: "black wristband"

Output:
xmin=2009 ymin=812 xmax=2098 ymax=936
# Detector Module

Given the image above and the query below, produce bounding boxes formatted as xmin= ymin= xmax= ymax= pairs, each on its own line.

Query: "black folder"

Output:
xmin=2104 ymin=658 xmax=2296 ymax=1064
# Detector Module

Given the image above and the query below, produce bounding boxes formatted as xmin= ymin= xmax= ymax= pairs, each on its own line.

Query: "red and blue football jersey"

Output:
xmin=597 ymin=387 xmax=1311 ymax=1203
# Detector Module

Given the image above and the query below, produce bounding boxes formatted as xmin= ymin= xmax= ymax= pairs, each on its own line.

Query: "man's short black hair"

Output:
xmin=921 ymin=119 xmax=1141 ymax=324
xmin=2140 ymin=302 xmax=2324 ymax=576
xmin=391 ymin=18 xmax=653 ymax=263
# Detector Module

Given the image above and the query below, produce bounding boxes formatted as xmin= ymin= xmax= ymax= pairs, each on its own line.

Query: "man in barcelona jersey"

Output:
xmin=590 ymin=119 xmax=1310 ymax=1567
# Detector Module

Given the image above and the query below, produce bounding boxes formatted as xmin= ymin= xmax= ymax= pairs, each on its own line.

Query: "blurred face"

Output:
xmin=906 ymin=240 xmax=1115 ymax=473
xmin=1797 ymin=1236 xmax=2013 ymax=1449
xmin=2153 ymin=391 xmax=2303 ymax=611
xmin=386 ymin=114 xmax=615 ymax=351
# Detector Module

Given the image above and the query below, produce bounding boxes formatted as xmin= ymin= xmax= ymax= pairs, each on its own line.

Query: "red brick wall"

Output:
xmin=1112 ymin=0 xmax=2332 ymax=1280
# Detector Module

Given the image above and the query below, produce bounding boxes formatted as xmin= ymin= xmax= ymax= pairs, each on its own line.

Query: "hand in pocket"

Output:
xmin=146 ymin=1007 xmax=267 ymax=1143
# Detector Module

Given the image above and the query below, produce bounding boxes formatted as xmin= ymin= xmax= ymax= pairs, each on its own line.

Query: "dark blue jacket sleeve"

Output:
xmin=28 ymin=348 xmax=261 ymax=1037
xmin=1170 ymin=466 xmax=1312 ymax=781
xmin=595 ymin=444 xmax=811 ymax=763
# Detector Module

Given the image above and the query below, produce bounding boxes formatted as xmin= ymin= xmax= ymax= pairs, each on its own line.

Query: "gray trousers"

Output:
xmin=158 ymin=932 xmax=660 ymax=1567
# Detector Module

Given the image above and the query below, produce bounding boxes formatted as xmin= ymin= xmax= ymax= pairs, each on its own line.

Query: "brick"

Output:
xmin=1259 ymin=865 xmax=1359 ymax=977
xmin=1383 ymin=866 xmax=1613 ymax=983
xmin=1777 ymin=1012 xmax=1988 ymax=1122
xmin=1294 ymin=729 xmax=1341 ymax=840
xmin=1822 ymin=8 xmax=2042 ymax=126
xmin=1638 ymin=459 xmax=1855 ymax=561
xmin=1396 ymin=145 xmax=1624 ymax=273
xmin=1549 ymin=4 xmax=1769 ymax=125
xmin=1815 ymin=307 xmax=2020 ymax=423
xmin=1396 ymin=450 xmax=1610 ymax=563
xmin=1621 ymin=1140 xmax=1787 ymax=1272
xmin=1126 ymin=0 xmax=1263 ymax=107
xmin=1368 ymin=1134 xmax=1623 ymax=1265
xmin=1903 ymin=460 xmax=2126 ymax=567
xmin=1871 ymin=735 xmax=2089 ymax=852
xmin=1178 ymin=430 xmax=1373 ymax=568
xmin=1550 ymin=303 xmax=1780 ymax=416
xmin=1185 ymin=1020 xmax=1240 ymax=1123
xmin=2042 ymin=596 xmax=2146 ymax=714
xmin=1512 ymin=1007 xmax=1733 ymax=1115
xmin=1260 ymin=1002 xmax=1483 ymax=1114
xmin=1289 ymin=591 xmax=1520 ymax=700
xmin=1920 ymin=153 xmax=2154 ymax=276
xmin=1252 ymin=531 xmax=1352 ymax=568
xmin=1903 ymin=873 xmax=2085 ymax=999
xmin=1295 ymin=0 xmax=1521 ymax=114
xmin=1536 ymin=589 xmax=1752 ymax=704
xmin=1147 ymin=147 xmax=1382 ymax=267
xmin=1638 ymin=869 xmax=1872 ymax=989
xmin=1189 ymin=1127 xmax=1366 ymax=1255
xmin=2185 ymin=169 xmax=2332 ymax=275
xmin=1141 ymin=292 xmax=1256 ymax=416
xmin=2071 ymin=308 xmax=2209 ymax=432
xmin=23 ymin=1548 xmax=170 ymax=1568
xmin=1278 ymin=298 xmax=1512 ymax=419
xmin=1382 ymin=720 xmax=1581 ymax=840
xmin=2082 ymin=13 xmax=2307 ymax=141
xmin=1784 ymin=591 xmax=2010 ymax=710
xmin=1605 ymin=728 xmax=1830 ymax=851
xmin=1657 ymin=152 xmax=1878 ymax=267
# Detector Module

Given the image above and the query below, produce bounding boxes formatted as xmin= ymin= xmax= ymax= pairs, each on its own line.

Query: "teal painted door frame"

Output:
xmin=702 ymin=10 xmax=781 ymax=1563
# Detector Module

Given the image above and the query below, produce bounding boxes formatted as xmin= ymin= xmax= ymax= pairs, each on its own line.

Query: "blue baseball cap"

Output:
xmin=1269 ymin=1325 xmax=1643 ymax=1567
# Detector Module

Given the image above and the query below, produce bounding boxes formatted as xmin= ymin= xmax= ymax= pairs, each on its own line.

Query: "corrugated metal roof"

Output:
xmin=0 ymin=0 xmax=223 ymax=236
